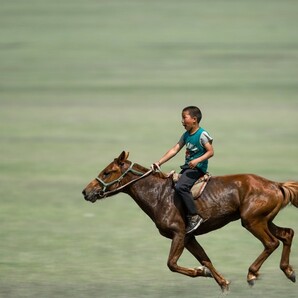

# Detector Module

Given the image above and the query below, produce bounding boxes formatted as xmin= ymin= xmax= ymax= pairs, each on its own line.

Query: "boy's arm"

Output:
xmin=152 ymin=140 xmax=184 ymax=169
xmin=188 ymin=141 xmax=214 ymax=169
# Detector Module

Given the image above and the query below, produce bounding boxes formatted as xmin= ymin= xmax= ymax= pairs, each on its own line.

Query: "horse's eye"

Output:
xmin=102 ymin=172 xmax=110 ymax=179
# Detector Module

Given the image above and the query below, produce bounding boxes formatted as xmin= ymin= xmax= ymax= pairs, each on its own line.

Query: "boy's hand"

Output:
xmin=188 ymin=160 xmax=198 ymax=169
xmin=150 ymin=162 xmax=161 ymax=172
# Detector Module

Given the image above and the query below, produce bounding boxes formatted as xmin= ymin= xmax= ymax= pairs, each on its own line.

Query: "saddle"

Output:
xmin=170 ymin=172 xmax=211 ymax=199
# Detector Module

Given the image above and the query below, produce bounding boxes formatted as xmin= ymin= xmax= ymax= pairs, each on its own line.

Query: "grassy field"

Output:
xmin=0 ymin=0 xmax=298 ymax=297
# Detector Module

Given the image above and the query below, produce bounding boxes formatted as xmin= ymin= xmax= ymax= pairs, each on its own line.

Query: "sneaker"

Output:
xmin=186 ymin=215 xmax=203 ymax=234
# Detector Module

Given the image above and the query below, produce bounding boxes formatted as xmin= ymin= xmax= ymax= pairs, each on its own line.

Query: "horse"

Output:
xmin=82 ymin=151 xmax=298 ymax=291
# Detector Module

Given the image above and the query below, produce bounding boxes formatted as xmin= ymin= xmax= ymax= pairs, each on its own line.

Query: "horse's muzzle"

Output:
xmin=82 ymin=189 xmax=105 ymax=203
xmin=82 ymin=189 xmax=96 ymax=203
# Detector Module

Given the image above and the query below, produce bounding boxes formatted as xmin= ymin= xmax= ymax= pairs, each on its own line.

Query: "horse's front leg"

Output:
xmin=185 ymin=235 xmax=230 ymax=291
xmin=167 ymin=232 xmax=208 ymax=278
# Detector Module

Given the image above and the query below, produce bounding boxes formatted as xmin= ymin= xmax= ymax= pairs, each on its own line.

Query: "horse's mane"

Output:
xmin=133 ymin=162 xmax=170 ymax=179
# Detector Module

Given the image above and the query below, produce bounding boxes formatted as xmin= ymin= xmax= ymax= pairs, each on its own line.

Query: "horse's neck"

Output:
xmin=126 ymin=174 xmax=172 ymax=219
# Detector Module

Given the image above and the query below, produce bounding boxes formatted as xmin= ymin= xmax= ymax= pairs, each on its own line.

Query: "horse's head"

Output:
xmin=82 ymin=151 xmax=131 ymax=203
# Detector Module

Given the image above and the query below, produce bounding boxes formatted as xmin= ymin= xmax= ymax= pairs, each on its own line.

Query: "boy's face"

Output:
xmin=181 ymin=111 xmax=198 ymax=132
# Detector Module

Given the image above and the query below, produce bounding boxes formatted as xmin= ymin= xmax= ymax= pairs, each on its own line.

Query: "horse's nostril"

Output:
xmin=82 ymin=190 xmax=86 ymax=196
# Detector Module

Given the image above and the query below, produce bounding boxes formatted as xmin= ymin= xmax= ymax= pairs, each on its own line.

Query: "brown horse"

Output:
xmin=82 ymin=151 xmax=298 ymax=291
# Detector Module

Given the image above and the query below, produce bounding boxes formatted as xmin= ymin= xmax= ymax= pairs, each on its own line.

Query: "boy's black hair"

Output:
xmin=182 ymin=106 xmax=202 ymax=123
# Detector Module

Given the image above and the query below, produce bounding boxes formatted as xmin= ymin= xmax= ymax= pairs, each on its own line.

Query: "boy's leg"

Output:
xmin=175 ymin=168 xmax=204 ymax=233
xmin=174 ymin=168 xmax=201 ymax=214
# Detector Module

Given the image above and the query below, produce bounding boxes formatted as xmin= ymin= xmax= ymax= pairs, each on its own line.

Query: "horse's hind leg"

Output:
xmin=185 ymin=235 xmax=230 ymax=291
xmin=242 ymin=219 xmax=280 ymax=285
xmin=269 ymin=222 xmax=296 ymax=282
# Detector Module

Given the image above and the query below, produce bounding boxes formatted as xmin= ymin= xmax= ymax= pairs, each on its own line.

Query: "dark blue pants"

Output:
xmin=174 ymin=167 xmax=204 ymax=215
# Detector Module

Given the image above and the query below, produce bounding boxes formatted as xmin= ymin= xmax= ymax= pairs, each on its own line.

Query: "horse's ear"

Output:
xmin=116 ymin=151 xmax=129 ymax=164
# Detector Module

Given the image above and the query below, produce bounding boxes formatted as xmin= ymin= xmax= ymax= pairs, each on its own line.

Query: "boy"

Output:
xmin=151 ymin=106 xmax=214 ymax=234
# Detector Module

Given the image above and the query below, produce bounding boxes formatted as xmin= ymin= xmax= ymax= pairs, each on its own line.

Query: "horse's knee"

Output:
xmin=288 ymin=228 xmax=294 ymax=240
xmin=266 ymin=239 xmax=280 ymax=252
xmin=167 ymin=260 xmax=177 ymax=272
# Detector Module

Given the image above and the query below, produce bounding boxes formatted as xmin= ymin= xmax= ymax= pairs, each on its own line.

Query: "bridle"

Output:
xmin=95 ymin=162 xmax=153 ymax=198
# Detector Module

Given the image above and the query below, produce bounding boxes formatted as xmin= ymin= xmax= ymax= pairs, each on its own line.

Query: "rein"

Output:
xmin=95 ymin=163 xmax=153 ymax=198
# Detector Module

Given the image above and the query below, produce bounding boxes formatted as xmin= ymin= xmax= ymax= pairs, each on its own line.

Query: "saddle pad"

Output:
xmin=171 ymin=172 xmax=211 ymax=199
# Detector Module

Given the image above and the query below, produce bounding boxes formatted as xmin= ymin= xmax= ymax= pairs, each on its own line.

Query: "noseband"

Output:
xmin=95 ymin=163 xmax=152 ymax=198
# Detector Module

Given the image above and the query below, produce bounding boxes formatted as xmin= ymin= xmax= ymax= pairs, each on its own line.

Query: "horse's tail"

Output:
xmin=280 ymin=181 xmax=298 ymax=208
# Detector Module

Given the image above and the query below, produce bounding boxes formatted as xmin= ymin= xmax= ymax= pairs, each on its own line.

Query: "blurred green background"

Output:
xmin=0 ymin=0 xmax=297 ymax=297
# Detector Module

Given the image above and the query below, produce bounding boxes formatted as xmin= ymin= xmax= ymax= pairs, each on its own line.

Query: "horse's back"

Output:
xmin=205 ymin=173 xmax=281 ymax=198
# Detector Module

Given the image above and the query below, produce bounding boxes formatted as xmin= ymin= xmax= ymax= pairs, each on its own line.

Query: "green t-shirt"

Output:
xmin=180 ymin=127 xmax=213 ymax=173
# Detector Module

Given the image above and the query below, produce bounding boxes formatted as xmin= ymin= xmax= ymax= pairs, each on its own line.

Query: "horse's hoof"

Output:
xmin=247 ymin=276 xmax=258 ymax=287
xmin=220 ymin=280 xmax=230 ymax=293
xmin=284 ymin=268 xmax=296 ymax=282
xmin=247 ymin=272 xmax=259 ymax=287
xmin=289 ymin=271 xmax=296 ymax=283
